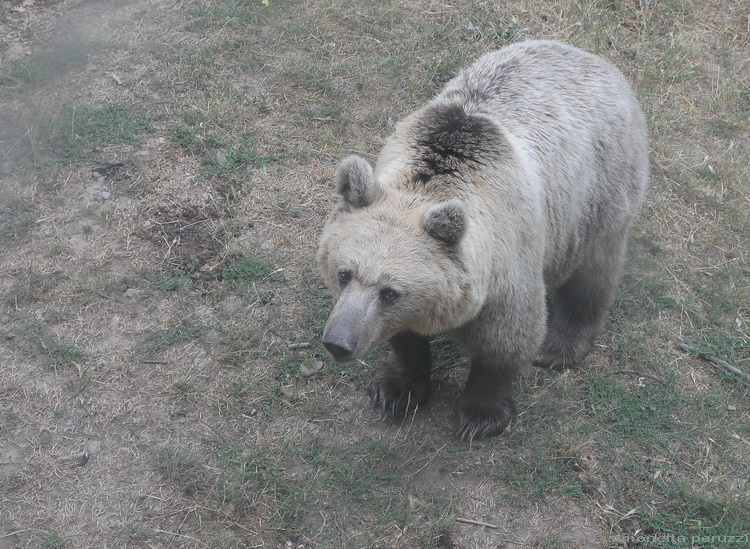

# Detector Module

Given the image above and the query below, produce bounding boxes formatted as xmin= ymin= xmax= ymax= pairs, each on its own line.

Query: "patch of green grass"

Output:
xmin=4 ymin=268 xmax=63 ymax=306
xmin=0 ymin=40 xmax=92 ymax=87
xmin=695 ymin=161 xmax=720 ymax=181
xmin=296 ymin=276 xmax=331 ymax=339
xmin=167 ymin=110 xmax=217 ymax=152
xmin=52 ymin=407 xmax=67 ymax=419
xmin=220 ymin=251 xmax=274 ymax=283
xmin=4 ymin=319 xmax=83 ymax=370
xmin=611 ymin=240 xmax=679 ymax=324
xmin=278 ymin=56 xmax=352 ymax=123
xmin=216 ymin=373 xmax=258 ymax=416
xmin=537 ymin=536 xmax=569 ymax=549
xmin=296 ymin=438 xmax=456 ymax=542
xmin=153 ymin=273 xmax=193 ymax=292
xmin=265 ymin=353 xmax=321 ymax=415
xmin=209 ymin=439 xmax=310 ymax=533
xmin=120 ymin=523 xmax=149 ymax=542
xmin=272 ymin=355 xmax=303 ymax=385
xmin=169 ymin=123 xmax=202 ymax=152
xmin=168 ymin=380 xmax=199 ymax=402
xmin=197 ymin=433 xmax=456 ymax=543
xmin=40 ymin=532 xmax=66 ymax=549
xmin=44 ymin=103 xmax=153 ymax=162
xmin=489 ymin=436 xmax=585 ymax=505
xmin=100 ymin=274 xmax=137 ymax=295
xmin=0 ymin=195 xmax=35 ymax=239
xmin=302 ymin=439 xmax=403 ymax=512
xmin=152 ymin=447 xmax=204 ymax=496
xmin=634 ymin=482 xmax=750 ymax=545
xmin=186 ymin=1 xmax=263 ymax=31
xmin=141 ymin=314 xmax=210 ymax=355
xmin=200 ymin=131 xmax=277 ymax=180
xmin=67 ymin=370 xmax=93 ymax=398
xmin=584 ymin=375 xmax=679 ymax=438
xmin=672 ymin=261 xmax=750 ymax=375
xmin=161 ymin=36 xmax=266 ymax=89
xmin=219 ymin=320 xmax=271 ymax=369
xmin=169 ymin=113 xmax=280 ymax=192
xmin=477 ymin=19 xmax=521 ymax=47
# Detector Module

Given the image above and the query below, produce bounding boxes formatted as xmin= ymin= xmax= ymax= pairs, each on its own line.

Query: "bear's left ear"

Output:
xmin=423 ymin=199 xmax=467 ymax=245
xmin=335 ymin=155 xmax=382 ymax=209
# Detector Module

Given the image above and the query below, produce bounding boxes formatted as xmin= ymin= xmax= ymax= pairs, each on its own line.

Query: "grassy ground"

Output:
xmin=1 ymin=0 xmax=748 ymax=547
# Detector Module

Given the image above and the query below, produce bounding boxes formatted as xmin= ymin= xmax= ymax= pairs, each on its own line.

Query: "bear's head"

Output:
xmin=317 ymin=155 xmax=474 ymax=363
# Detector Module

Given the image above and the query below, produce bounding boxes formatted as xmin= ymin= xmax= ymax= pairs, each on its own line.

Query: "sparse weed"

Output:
xmin=584 ymin=375 xmax=679 ymax=438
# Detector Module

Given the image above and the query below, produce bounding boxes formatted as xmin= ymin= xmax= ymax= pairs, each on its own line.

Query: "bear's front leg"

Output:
xmin=368 ymin=330 xmax=432 ymax=417
xmin=453 ymin=292 xmax=545 ymax=441
xmin=455 ymin=357 xmax=517 ymax=440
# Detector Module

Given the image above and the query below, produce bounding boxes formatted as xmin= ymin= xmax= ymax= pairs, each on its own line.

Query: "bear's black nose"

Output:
xmin=323 ymin=340 xmax=353 ymax=362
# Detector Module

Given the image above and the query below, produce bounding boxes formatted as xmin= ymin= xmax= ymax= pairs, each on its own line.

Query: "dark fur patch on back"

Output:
xmin=412 ymin=103 xmax=507 ymax=184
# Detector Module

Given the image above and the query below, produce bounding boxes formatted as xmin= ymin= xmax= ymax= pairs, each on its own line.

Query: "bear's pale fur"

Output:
xmin=317 ymin=40 xmax=649 ymax=440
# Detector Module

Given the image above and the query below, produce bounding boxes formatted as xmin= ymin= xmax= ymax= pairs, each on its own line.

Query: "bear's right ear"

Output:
xmin=335 ymin=155 xmax=381 ymax=209
xmin=423 ymin=199 xmax=467 ymax=245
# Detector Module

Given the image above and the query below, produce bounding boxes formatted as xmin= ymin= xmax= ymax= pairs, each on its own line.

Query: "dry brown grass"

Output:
xmin=1 ymin=0 xmax=748 ymax=548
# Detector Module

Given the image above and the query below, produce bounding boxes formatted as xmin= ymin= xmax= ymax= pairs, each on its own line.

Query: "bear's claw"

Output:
xmin=455 ymin=397 xmax=516 ymax=441
xmin=456 ymin=419 xmax=505 ymax=441
xmin=534 ymin=351 xmax=580 ymax=372
xmin=371 ymin=388 xmax=406 ymax=417
xmin=368 ymin=384 xmax=420 ymax=417
xmin=367 ymin=374 xmax=430 ymax=418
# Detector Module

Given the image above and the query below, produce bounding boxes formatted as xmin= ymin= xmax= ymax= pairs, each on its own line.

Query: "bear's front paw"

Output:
xmin=367 ymin=365 xmax=430 ymax=418
xmin=455 ymin=396 xmax=516 ymax=441
xmin=535 ymin=329 xmax=595 ymax=371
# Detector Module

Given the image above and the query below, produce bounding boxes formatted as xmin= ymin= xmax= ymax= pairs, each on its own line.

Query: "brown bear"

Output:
xmin=317 ymin=40 xmax=649 ymax=440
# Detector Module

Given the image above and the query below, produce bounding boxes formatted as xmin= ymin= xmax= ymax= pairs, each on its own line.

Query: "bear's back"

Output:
xmin=441 ymin=41 xmax=646 ymax=169
xmin=374 ymin=40 xmax=649 ymax=288
xmin=443 ymin=41 xmax=649 ymax=285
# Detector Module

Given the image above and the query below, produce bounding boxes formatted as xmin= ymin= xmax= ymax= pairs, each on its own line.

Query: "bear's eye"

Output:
xmin=337 ymin=270 xmax=352 ymax=285
xmin=380 ymin=288 xmax=399 ymax=301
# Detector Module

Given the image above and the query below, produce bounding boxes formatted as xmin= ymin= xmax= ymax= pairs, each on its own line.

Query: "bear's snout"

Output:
xmin=322 ymin=287 xmax=378 ymax=362
xmin=322 ymin=339 xmax=354 ymax=362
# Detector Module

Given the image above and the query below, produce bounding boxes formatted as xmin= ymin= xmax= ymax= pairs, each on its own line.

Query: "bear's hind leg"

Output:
xmin=537 ymin=236 xmax=627 ymax=371
xmin=368 ymin=331 xmax=432 ymax=417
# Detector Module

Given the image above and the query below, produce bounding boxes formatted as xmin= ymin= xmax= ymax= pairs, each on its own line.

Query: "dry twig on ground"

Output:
xmin=675 ymin=343 xmax=750 ymax=387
